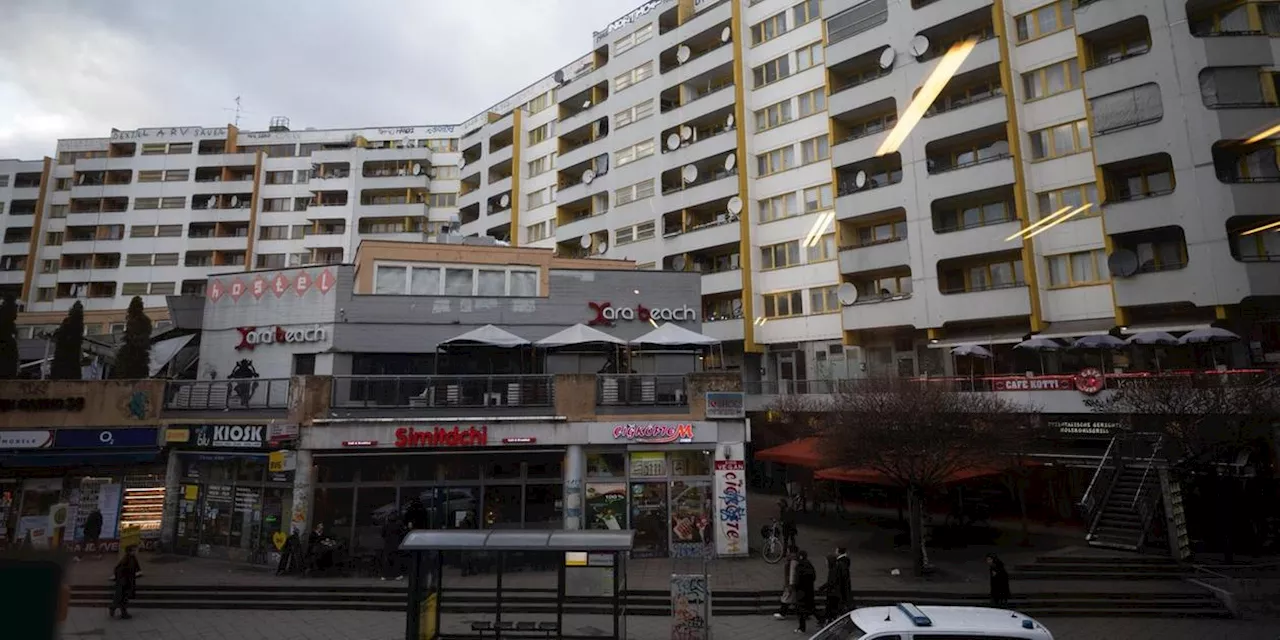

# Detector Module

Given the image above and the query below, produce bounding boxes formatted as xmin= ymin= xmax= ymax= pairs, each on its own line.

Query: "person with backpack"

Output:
xmin=792 ymin=549 xmax=817 ymax=634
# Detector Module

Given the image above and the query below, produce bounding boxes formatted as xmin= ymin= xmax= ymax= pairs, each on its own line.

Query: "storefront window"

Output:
xmin=312 ymin=487 xmax=355 ymax=546
xmin=485 ymin=460 xmax=522 ymax=480
xmin=236 ymin=457 xmax=266 ymax=483
xmin=441 ymin=487 xmax=479 ymax=528
xmin=586 ymin=453 xmax=626 ymax=478
xmin=630 ymin=452 xmax=667 ymax=478
xmin=315 ymin=458 xmax=360 ymax=483
xmin=200 ymin=484 xmax=234 ymax=550
xmin=406 ymin=458 xmax=438 ymax=482
xmin=524 ymin=485 xmax=563 ymax=529
xmin=670 ymin=480 xmax=713 ymax=556
xmin=585 ymin=482 xmax=627 ymax=530
xmin=526 ymin=454 xmax=563 ymax=480
xmin=362 ymin=456 xmax=409 ymax=483
xmin=230 ymin=486 xmax=263 ymax=551
xmin=440 ymin=458 xmax=481 ymax=481
xmin=354 ymin=486 xmax=399 ymax=551
xmin=669 ymin=451 xmax=711 ymax=476
xmin=483 ymin=486 xmax=523 ymax=527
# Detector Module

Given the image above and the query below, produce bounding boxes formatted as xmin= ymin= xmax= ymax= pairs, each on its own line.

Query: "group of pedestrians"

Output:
xmin=773 ymin=546 xmax=852 ymax=634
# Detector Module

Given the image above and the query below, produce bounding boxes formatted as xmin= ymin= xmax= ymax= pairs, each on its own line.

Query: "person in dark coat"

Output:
xmin=404 ymin=498 xmax=430 ymax=531
xmin=831 ymin=547 xmax=853 ymax=613
xmin=778 ymin=499 xmax=797 ymax=550
xmin=987 ymin=553 xmax=1011 ymax=607
xmin=773 ymin=546 xmax=798 ymax=620
xmin=109 ymin=545 xmax=141 ymax=619
xmin=792 ymin=549 xmax=817 ymax=634
xmin=82 ymin=509 xmax=104 ymax=559
xmin=817 ymin=555 xmax=840 ymax=625
xmin=380 ymin=514 xmax=405 ymax=581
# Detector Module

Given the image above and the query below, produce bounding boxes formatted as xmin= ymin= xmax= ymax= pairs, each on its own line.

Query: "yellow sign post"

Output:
xmin=419 ymin=593 xmax=438 ymax=640
xmin=118 ymin=525 xmax=141 ymax=560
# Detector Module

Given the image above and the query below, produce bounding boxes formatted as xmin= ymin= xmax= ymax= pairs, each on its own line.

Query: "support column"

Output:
xmin=160 ymin=451 xmax=182 ymax=551
xmin=563 ymin=445 xmax=585 ymax=530
xmin=290 ymin=449 xmax=314 ymax=535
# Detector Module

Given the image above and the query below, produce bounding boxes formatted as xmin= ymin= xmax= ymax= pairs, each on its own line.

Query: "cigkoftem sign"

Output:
xmin=612 ymin=423 xmax=695 ymax=444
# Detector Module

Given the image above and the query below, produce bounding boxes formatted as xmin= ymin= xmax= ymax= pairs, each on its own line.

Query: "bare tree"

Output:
xmin=818 ymin=378 xmax=1031 ymax=576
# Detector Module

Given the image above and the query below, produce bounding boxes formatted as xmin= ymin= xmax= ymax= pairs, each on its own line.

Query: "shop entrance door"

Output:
xmin=629 ymin=482 xmax=668 ymax=558
xmin=175 ymin=484 xmax=202 ymax=555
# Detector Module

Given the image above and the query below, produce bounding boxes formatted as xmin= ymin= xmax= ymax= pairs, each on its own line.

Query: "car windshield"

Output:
xmin=812 ymin=615 xmax=867 ymax=640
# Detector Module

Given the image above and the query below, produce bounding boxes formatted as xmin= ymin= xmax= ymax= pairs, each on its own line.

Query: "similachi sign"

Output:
xmin=394 ymin=426 xmax=489 ymax=448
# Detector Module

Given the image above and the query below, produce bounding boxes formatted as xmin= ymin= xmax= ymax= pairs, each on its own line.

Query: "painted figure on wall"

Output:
xmin=227 ymin=359 xmax=259 ymax=407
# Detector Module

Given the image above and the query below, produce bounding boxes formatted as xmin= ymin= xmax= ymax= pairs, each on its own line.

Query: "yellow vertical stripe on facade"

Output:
xmin=244 ymin=150 xmax=265 ymax=271
xmin=731 ymin=0 xmax=759 ymax=353
xmin=510 ymin=109 xmax=523 ymax=247
xmin=993 ymin=0 xmax=1044 ymax=333
xmin=21 ymin=157 xmax=53 ymax=302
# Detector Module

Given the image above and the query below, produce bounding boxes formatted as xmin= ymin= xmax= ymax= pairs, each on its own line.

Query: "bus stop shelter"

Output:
xmin=401 ymin=529 xmax=635 ymax=640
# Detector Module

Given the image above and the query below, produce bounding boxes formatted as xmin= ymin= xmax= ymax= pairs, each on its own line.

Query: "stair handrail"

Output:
xmin=1130 ymin=435 xmax=1164 ymax=510
xmin=1080 ymin=435 xmax=1120 ymax=529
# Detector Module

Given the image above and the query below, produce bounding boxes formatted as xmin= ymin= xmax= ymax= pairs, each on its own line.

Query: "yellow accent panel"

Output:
xmin=927 ymin=328 xmax=942 ymax=341
xmin=20 ymin=157 xmax=52 ymax=302
xmin=244 ymin=150 xmax=265 ymax=271
xmin=225 ymin=124 xmax=239 ymax=153
xmin=1215 ymin=305 xmax=1229 ymax=321
xmin=993 ymin=0 xmax=1044 ymax=333
xmin=843 ymin=330 xmax=861 ymax=347
xmin=510 ymin=109 xmax=523 ymax=247
xmin=730 ymin=0 xmax=759 ymax=352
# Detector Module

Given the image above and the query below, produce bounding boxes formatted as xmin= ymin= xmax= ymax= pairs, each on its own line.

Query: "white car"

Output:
xmin=810 ymin=602 xmax=1054 ymax=640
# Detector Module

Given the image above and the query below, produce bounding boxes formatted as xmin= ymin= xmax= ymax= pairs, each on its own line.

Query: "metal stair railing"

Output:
xmin=1131 ymin=435 xmax=1166 ymax=549
xmin=1080 ymin=435 xmax=1122 ymax=539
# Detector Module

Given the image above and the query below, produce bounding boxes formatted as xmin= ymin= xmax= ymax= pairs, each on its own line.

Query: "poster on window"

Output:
xmin=669 ymin=480 xmax=712 ymax=559
xmin=585 ymin=483 xmax=627 ymax=530
xmin=630 ymin=482 xmax=668 ymax=558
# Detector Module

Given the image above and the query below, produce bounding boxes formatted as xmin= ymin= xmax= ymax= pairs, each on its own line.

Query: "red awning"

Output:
xmin=754 ymin=437 xmax=823 ymax=468
xmin=815 ymin=461 xmax=1041 ymax=486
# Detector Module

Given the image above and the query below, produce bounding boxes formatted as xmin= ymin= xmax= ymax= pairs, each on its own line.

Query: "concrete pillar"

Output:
xmin=290 ymin=449 xmax=314 ymax=535
xmin=160 ymin=451 xmax=182 ymax=550
xmin=563 ymin=445 xmax=585 ymax=530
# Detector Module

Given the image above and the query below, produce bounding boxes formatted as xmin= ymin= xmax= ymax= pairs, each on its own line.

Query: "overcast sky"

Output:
xmin=0 ymin=0 xmax=641 ymax=160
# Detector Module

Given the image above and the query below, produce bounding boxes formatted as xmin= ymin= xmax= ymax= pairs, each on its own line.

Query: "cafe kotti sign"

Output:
xmin=394 ymin=426 xmax=489 ymax=448
xmin=235 ymin=326 xmax=328 ymax=351
xmin=588 ymin=302 xmax=697 ymax=326
xmin=613 ymin=423 xmax=695 ymax=444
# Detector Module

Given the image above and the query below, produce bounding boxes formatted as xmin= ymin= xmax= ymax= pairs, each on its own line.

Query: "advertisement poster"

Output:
xmin=713 ymin=442 xmax=749 ymax=557
xmin=630 ymin=482 xmax=668 ymax=558
xmin=671 ymin=573 xmax=709 ymax=640
xmin=97 ymin=483 xmax=123 ymax=539
xmin=670 ymin=481 xmax=712 ymax=559
xmin=585 ymin=483 xmax=627 ymax=530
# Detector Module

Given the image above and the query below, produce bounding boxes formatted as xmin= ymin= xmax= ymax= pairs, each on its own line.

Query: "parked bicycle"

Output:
xmin=761 ymin=519 xmax=785 ymax=564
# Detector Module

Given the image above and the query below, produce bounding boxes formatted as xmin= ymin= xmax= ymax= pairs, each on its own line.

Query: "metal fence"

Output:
xmin=331 ymin=375 xmax=555 ymax=409
xmin=164 ymin=378 xmax=291 ymax=411
xmin=596 ymin=374 xmax=689 ymax=406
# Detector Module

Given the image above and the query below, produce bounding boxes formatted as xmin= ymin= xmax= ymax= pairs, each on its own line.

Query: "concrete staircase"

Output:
xmin=1088 ymin=464 xmax=1158 ymax=551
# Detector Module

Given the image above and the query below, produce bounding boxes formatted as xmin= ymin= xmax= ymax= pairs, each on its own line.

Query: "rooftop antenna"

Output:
xmin=222 ymin=96 xmax=255 ymax=128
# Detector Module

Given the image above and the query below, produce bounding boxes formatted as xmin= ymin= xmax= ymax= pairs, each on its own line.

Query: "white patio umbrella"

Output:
xmin=1125 ymin=331 xmax=1179 ymax=372
xmin=1014 ymin=336 xmax=1063 ymax=373
xmin=1072 ymin=334 xmax=1126 ymax=371
xmin=1178 ymin=327 xmax=1241 ymax=367
xmin=950 ymin=343 xmax=992 ymax=386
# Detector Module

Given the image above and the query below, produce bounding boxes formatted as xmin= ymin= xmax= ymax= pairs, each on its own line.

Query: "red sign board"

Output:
xmin=612 ymin=423 xmax=695 ymax=444
xmin=229 ymin=278 xmax=246 ymax=302
xmin=251 ymin=275 xmax=267 ymax=299
xmin=272 ymin=273 xmax=291 ymax=297
xmin=394 ymin=426 xmax=489 ymax=448
xmin=208 ymin=279 xmax=225 ymax=302
xmin=990 ymin=377 xmax=1075 ymax=391
xmin=317 ymin=268 xmax=335 ymax=294
xmin=294 ymin=271 xmax=313 ymax=296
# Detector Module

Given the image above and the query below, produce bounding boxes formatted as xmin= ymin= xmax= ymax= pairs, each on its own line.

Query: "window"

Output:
xmin=121 ymin=283 xmax=149 ymax=296
xmin=1046 ymin=249 xmax=1109 ymax=287
xmin=134 ymin=198 xmax=159 ymax=210
xmin=943 ymin=259 xmax=1025 ymax=292
xmin=759 ymin=192 xmax=799 ymax=222
xmin=1029 ymin=119 xmax=1090 ymax=160
xmin=527 ymin=188 xmax=549 ymax=210
xmin=140 ymin=144 xmax=166 ymax=156
xmin=809 ymin=285 xmax=840 ymax=314
xmin=259 ymin=226 xmax=289 ymax=240
xmin=1109 ymin=167 xmax=1174 ymax=201
xmin=1090 ymin=84 xmax=1163 ymax=135
xmin=157 ymin=224 xmax=183 ymax=237
xmin=1015 ymin=0 xmax=1074 ymax=43
xmin=615 ymin=139 xmax=656 ymax=167
xmin=46 ymin=232 xmax=63 ymax=246
xmin=614 ymin=22 xmax=653 ymax=54
xmin=806 ymin=234 xmax=837 ymax=261
xmin=526 ymin=219 xmax=556 ymax=242
xmin=529 ymin=123 xmax=551 ymax=145
xmin=54 ymin=178 xmax=71 ymax=191
xmin=614 ymin=61 xmax=653 ymax=92
xmin=40 ymin=260 xmax=58 ymax=274
xmin=154 ymin=253 xmax=179 ymax=266
xmin=751 ymin=12 xmax=788 ymax=45
xmin=262 ymin=198 xmax=291 ymax=212
xmin=136 ymin=170 xmax=162 ymax=183
xmin=525 ymin=91 xmax=552 ymax=114
xmin=800 ymin=135 xmax=830 ymax=164
xmin=1037 ymin=183 xmax=1098 ymax=219
xmin=167 ymin=142 xmax=193 ymax=155
xmin=939 ymin=199 xmax=1014 ymax=231
xmin=511 ymin=271 xmax=537 ymax=296
xmin=49 ymin=205 xmax=67 ymax=219
xmin=615 ymin=179 xmax=655 ymax=205
xmin=797 ymin=87 xmax=826 ymax=117
xmin=444 ymin=268 xmax=474 ymax=295
xmin=614 ymin=99 xmax=654 ymax=129
xmin=757 ymin=145 xmax=796 ymax=176
xmin=164 ymin=169 xmax=188 ymax=181
xmin=753 ymin=55 xmax=791 ymax=87
xmin=428 ymin=193 xmax=457 ymax=207
xmin=803 ymin=184 xmax=834 ymax=212
xmin=761 ymin=240 xmax=802 ymax=269
xmin=425 ymin=139 xmax=458 ymax=152
xmin=528 ymin=154 xmax=553 ymax=177
xmin=296 ymin=169 xmax=312 ymax=182
xmin=1234 ymin=227 xmax=1280 ymax=261
xmin=763 ymin=290 xmax=805 ymax=318
xmin=160 ymin=196 xmax=186 ymax=209
xmin=265 ymin=170 xmax=292 ymax=185
xmin=256 ymin=254 xmax=286 ymax=269
xmin=826 ymin=0 xmax=889 ymax=44
xmin=615 ymin=221 xmax=656 ymax=246
xmin=375 ymin=265 xmax=408 ymax=294
xmin=36 ymin=288 xmax=54 ymax=302
xmin=125 ymin=254 xmax=153 ymax=267
xmin=793 ymin=0 xmax=820 ymax=26
xmin=1023 ymin=58 xmax=1080 ymax=100
xmin=795 ymin=42 xmax=824 ymax=72
xmin=755 ymin=100 xmax=794 ymax=132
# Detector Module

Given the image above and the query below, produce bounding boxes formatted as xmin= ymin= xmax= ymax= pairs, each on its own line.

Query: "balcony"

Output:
xmin=361 ymin=159 xmax=431 ymax=190
xmin=660 ymin=151 xmax=738 ymax=210
xmin=830 ymin=97 xmax=896 ymax=168
xmin=558 ymin=117 xmax=610 ymax=171
xmin=659 ymin=26 xmax=733 ymax=81
xmin=915 ymin=68 xmax=1006 ymax=142
xmin=660 ymin=108 xmax=737 ymax=171
xmin=597 ymin=374 xmax=688 ymax=408
xmin=924 ymin=125 xmax=1013 ymax=199
xmin=1101 ymin=154 xmax=1176 ymax=235
xmin=661 ymin=201 xmax=741 ymax=256
xmin=331 ymin=375 xmax=554 ymax=415
xmin=558 ymin=49 xmax=609 ymax=107
xmin=700 ymin=267 xmax=743 ymax=295
xmin=838 ymin=209 xmax=909 ymax=274
xmin=827 ymin=47 xmax=894 ymax=118
xmin=839 ymin=239 xmax=910 ymax=275
xmin=911 ymin=0 xmax=993 ymax=33
xmin=836 ymin=153 xmax=904 ymax=221
xmin=841 ymin=291 xmax=923 ymax=331
xmin=164 ymin=379 xmax=291 ymax=413
xmin=824 ymin=0 xmax=891 ymax=69
xmin=660 ymin=63 xmax=735 ymax=116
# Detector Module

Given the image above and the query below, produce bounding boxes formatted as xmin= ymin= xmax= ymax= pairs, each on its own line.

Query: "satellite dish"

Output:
xmin=724 ymin=154 xmax=736 ymax=172
xmin=77 ymin=173 xmax=85 ymax=185
xmin=597 ymin=240 xmax=608 ymax=254
xmin=206 ymin=196 xmax=216 ymax=209
xmin=879 ymin=47 xmax=896 ymax=69
xmin=1107 ymin=249 xmax=1140 ymax=278
xmin=680 ymin=125 xmax=694 ymax=141
xmin=837 ymin=283 xmax=859 ymax=306
xmin=726 ymin=113 xmax=735 ymax=129
xmin=721 ymin=26 xmax=731 ymax=42
xmin=677 ymin=45 xmax=692 ymax=64
xmin=667 ymin=133 xmax=682 ymax=151
xmin=412 ymin=163 xmax=423 ymax=176
xmin=682 ymin=165 xmax=698 ymax=183
xmin=910 ymin=35 xmax=930 ymax=57
xmin=456 ymin=155 xmax=466 ymax=168
xmin=402 ymin=137 xmax=412 ymax=149
xmin=554 ymin=69 xmax=566 ymax=84
xmin=727 ymin=196 xmax=743 ymax=215
xmin=583 ymin=99 xmax=592 ymax=109
xmin=580 ymin=235 xmax=593 ymax=249
xmin=672 ymin=255 xmax=688 ymax=271
xmin=230 ymin=195 xmax=239 ymax=207
xmin=854 ymin=170 xmax=868 ymax=189
xmin=582 ymin=168 xmax=596 ymax=184
xmin=499 ymin=193 xmax=510 ymax=208
xmin=595 ymin=154 xmax=610 ymax=174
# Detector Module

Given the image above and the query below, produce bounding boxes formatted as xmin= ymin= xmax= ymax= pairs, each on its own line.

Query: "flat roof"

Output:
xmin=400 ymin=529 xmax=635 ymax=552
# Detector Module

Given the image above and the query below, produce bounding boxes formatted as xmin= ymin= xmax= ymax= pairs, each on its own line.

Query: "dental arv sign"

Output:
xmin=235 ymin=326 xmax=328 ymax=351
xmin=588 ymin=302 xmax=697 ymax=326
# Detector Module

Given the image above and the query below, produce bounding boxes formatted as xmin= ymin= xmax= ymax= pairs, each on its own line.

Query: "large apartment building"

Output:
xmin=1 ymin=0 xmax=1278 ymax=381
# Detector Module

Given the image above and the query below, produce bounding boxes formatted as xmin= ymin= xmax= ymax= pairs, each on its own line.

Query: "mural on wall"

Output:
xmin=227 ymin=360 xmax=260 ymax=408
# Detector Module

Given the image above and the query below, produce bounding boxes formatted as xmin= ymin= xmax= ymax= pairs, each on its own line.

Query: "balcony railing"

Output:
xmin=331 ymin=375 xmax=555 ymax=409
xmin=597 ymin=374 xmax=689 ymax=406
xmin=165 ymin=378 xmax=291 ymax=411
xmin=745 ymin=369 xmax=1278 ymax=395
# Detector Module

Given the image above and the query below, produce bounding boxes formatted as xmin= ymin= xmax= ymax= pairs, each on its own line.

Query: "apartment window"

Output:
xmin=36 ymin=288 xmax=54 ymax=302
xmin=134 ymin=198 xmax=159 ymax=210
xmin=614 ymin=99 xmax=654 ymax=129
xmin=615 ymin=220 xmax=656 ymax=246
xmin=757 ymin=145 xmax=796 ymax=176
xmin=295 ymin=169 xmax=311 ymax=183
xmin=154 ymin=253 xmax=179 ymax=266
xmin=614 ymin=61 xmax=653 ymax=92
xmin=615 ymin=179 xmax=656 ymax=205
xmin=753 ymin=55 xmax=791 ymax=88
xmin=168 ymin=143 xmax=193 ymax=155
xmin=803 ymin=184 xmax=834 ymax=212
xmin=800 ymin=135 xmax=830 ymax=164
xmin=1046 ymin=249 xmax=1109 ymax=288
xmin=793 ymin=0 xmax=820 ymax=26
xmin=526 ymin=219 xmax=556 ymax=242
xmin=615 ymin=139 xmax=656 ymax=168
xmin=49 ymin=205 xmax=68 ymax=219
xmin=797 ymin=88 xmax=826 ymax=117
xmin=763 ymin=290 xmax=805 ymax=318
xmin=614 ymin=22 xmax=654 ymax=54
xmin=751 ymin=12 xmax=788 ymax=45
xmin=528 ymin=154 xmax=553 ymax=177
xmin=266 ymin=170 xmax=293 ymax=185
xmin=432 ymin=165 xmax=460 ymax=180
xmin=289 ymin=225 xmax=309 ymax=240
xmin=165 ymin=169 xmax=189 ymax=182
xmin=759 ymin=192 xmax=799 ymax=222
xmin=1037 ymin=183 xmax=1098 ymax=220
xmin=256 ymin=254 xmax=287 ymax=269
xmin=137 ymin=170 xmax=162 ymax=183
xmin=526 ymin=91 xmax=553 ymax=114
xmin=1090 ymin=84 xmax=1163 ymax=135
xmin=1234 ymin=227 xmax=1280 ymax=261
xmin=939 ymin=199 xmax=1014 ymax=231
xmin=160 ymin=196 xmax=186 ymax=209
xmin=761 ymin=240 xmax=802 ymax=269
xmin=259 ymin=226 xmax=289 ymax=240
xmin=806 ymin=234 xmax=837 ymax=261
xmin=809 ymin=284 xmax=840 ymax=314
xmin=40 ymin=260 xmax=58 ymax=274
xmin=54 ymin=178 xmax=72 ymax=191
xmin=1015 ymin=0 xmax=1074 ymax=43
xmin=262 ymin=198 xmax=291 ymax=212
xmin=1023 ymin=58 xmax=1080 ymax=100
xmin=0 ymin=175 xmax=9 ymax=187
xmin=851 ymin=220 xmax=908 ymax=247
xmin=46 ymin=232 xmax=63 ymax=246
xmin=1110 ymin=167 xmax=1174 ymax=201
xmin=527 ymin=188 xmax=549 ymax=210
xmin=428 ymin=193 xmax=457 ymax=207
xmin=140 ymin=144 xmax=167 ymax=156
xmin=157 ymin=224 xmax=183 ymax=237
xmin=1029 ymin=120 xmax=1090 ymax=160
xmin=529 ymin=123 xmax=551 ymax=145
xmin=121 ymin=283 xmax=149 ymax=296
xmin=755 ymin=100 xmax=794 ymax=132
xmin=795 ymin=42 xmax=824 ymax=72
xmin=944 ymin=259 xmax=1025 ymax=292
xmin=125 ymin=254 xmax=153 ymax=267
xmin=826 ymin=0 xmax=889 ymax=44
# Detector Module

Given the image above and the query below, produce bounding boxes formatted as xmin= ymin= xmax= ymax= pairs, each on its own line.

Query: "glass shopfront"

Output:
xmin=0 ymin=470 xmax=165 ymax=551
xmin=586 ymin=449 xmax=714 ymax=558
xmin=173 ymin=453 xmax=294 ymax=564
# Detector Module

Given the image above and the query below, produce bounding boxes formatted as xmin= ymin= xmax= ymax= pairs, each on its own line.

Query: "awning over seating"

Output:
xmin=439 ymin=324 xmax=529 ymax=348
xmin=1036 ymin=318 xmax=1117 ymax=340
xmin=815 ymin=461 xmax=1041 ymax=486
xmin=927 ymin=330 xmax=1027 ymax=349
xmin=0 ymin=450 xmax=162 ymax=469
xmin=535 ymin=323 xmax=626 ymax=348
xmin=754 ymin=437 xmax=823 ymax=468
xmin=630 ymin=323 xmax=719 ymax=347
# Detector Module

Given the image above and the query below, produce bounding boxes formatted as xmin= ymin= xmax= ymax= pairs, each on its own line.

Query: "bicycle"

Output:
xmin=760 ymin=519 xmax=785 ymax=564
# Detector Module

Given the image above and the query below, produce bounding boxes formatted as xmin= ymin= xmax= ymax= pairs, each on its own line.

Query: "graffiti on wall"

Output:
xmin=670 ymin=573 xmax=709 ymax=640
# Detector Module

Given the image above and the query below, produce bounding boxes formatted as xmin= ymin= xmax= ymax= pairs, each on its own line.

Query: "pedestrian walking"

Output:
xmin=82 ymin=509 xmax=103 ymax=560
xmin=778 ymin=499 xmax=797 ymax=550
xmin=109 ymin=545 xmax=142 ymax=620
xmin=380 ymin=513 xmax=405 ymax=581
xmin=817 ymin=554 xmax=840 ymax=625
xmin=832 ymin=546 xmax=853 ymax=612
xmin=987 ymin=553 xmax=1010 ymax=607
xmin=773 ymin=546 xmax=798 ymax=620
xmin=792 ymin=549 xmax=817 ymax=634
